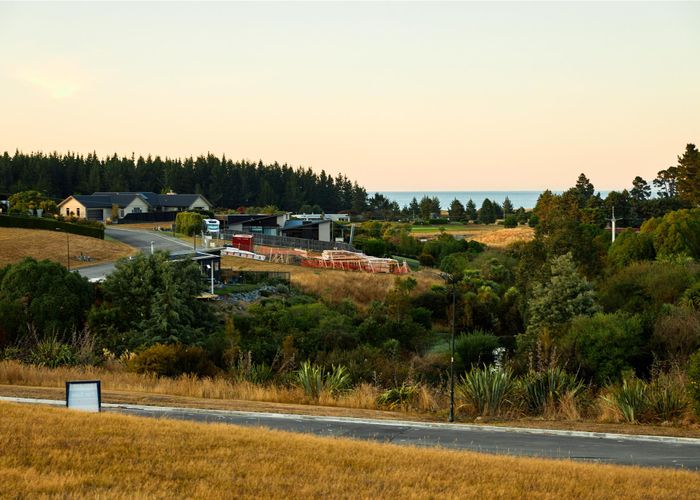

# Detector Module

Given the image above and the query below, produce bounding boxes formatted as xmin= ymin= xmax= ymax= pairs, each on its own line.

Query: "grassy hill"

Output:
xmin=220 ymin=255 xmax=442 ymax=306
xmin=2 ymin=401 xmax=698 ymax=498
xmin=0 ymin=227 xmax=136 ymax=269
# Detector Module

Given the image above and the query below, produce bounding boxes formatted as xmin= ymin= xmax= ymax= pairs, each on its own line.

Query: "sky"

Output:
xmin=1 ymin=1 xmax=698 ymax=191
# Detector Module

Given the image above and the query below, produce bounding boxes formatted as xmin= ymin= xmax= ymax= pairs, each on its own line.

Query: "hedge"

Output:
xmin=0 ymin=215 xmax=104 ymax=239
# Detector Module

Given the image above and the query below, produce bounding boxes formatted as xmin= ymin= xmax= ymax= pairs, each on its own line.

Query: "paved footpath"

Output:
xmin=4 ymin=396 xmax=700 ymax=470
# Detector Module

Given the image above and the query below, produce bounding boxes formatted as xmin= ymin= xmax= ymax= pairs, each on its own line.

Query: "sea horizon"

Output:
xmin=372 ymin=190 xmax=612 ymax=210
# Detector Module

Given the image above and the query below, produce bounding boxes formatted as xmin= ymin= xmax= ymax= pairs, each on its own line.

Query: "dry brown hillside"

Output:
xmin=221 ymin=255 xmax=441 ymax=306
xmin=0 ymin=228 xmax=137 ymax=268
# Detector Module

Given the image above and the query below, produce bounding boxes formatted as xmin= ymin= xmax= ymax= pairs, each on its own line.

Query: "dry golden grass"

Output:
xmin=221 ymin=255 xmax=441 ymax=305
xmin=470 ymin=226 xmax=535 ymax=248
xmin=0 ymin=361 xmax=391 ymax=413
xmin=412 ymin=226 xmax=534 ymax=248
xmin=4 ymin=361 xmax=700 ymax=438
xmin=2 ymin=401 xmax=699 ymax=499
xmin=0 ymin=227 xmax=137 ymax=268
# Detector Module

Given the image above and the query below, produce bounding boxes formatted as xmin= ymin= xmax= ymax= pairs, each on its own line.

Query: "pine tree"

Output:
xmin=465 ymin=199 xmax=477 ymax=222
xmin=630 ymin=176 xmax=651 ymax=202
xmin=502 ymin=196 xmax=513 ymax=215
xmin=478 ymin=198 xmax=496 ymax=224
xmin=448 ymin=198 xmax=465 ymax=221
xmin=676 ymin=144 xmax=700 ymax=206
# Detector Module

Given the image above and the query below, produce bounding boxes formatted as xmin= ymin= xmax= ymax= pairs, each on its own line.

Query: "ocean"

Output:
xmin=373 ymin=190 xmax=612 ymax=210
xmin=372 ymin=191 xmax=546 ymax=210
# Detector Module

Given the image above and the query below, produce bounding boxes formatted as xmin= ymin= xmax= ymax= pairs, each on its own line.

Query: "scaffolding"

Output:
xmin=300 ymin=250 xmax=410 ymax=274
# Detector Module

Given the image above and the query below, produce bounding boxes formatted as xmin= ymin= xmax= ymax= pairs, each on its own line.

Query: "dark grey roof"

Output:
xmin=156 ymin=193 xmax=208 ymax=207
xmin=283 ymin=219 xmax=330 ymax=229
xmin=92 ymin=192 xmax=211 ymax=209
xmin=72 ymin=195 xmax=114 ymax=208
xmin=226 ymin=214 xmax=276 ymax=224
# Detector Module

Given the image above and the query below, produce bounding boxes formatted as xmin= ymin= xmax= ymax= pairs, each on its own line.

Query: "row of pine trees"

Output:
xmin=0 ymin=151 xmax=369 ymax=213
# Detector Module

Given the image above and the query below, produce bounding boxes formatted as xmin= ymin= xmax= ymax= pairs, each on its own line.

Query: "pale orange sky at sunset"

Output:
xmin=1 ymin=1 xmax=698 ymax=191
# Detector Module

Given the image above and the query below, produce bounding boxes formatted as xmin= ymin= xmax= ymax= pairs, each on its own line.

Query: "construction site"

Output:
xmin=221 ymin=234 xmax=410 ymax=275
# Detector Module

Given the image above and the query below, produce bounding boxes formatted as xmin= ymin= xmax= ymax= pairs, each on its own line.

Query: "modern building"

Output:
xmin=223 ymin=213 xmax=333 ymax=242
xmin=291 ymin=213 xmax=351 ymax=223
xmin=57 ymin=192 xmax=213 ymax=221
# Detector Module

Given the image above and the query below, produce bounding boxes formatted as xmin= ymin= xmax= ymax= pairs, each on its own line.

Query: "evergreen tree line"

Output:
xmin=0 ymin=151 xmax=369 ymax=213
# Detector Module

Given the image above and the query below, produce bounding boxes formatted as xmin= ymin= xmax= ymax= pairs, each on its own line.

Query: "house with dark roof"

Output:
xmin=224 ymin=213 xmax=291 ymax=236
xmin=57 ymin=192 xmax=212 ymax=222
xmin=281 ymin=219 xmax=332 ymax=241
xmin=224 ymin=213 xmax=332 ymax=242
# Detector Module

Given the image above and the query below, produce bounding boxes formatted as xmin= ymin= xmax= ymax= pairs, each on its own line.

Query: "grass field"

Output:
xmin=221 ymin=255 xmax=442 ymax=306
xmin=411 ymin=224 xmax=534 ymax=248
xmin=0 ymin=227 xmax=137 ymax=269
xmin=2 ymin=402 xmax=699 ymax=498
xmin=3 ymin=361 xmax=700 ymax=439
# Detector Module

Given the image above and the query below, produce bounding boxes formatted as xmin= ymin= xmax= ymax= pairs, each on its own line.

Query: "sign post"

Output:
xmin=66 ymin=380 xmax=101 ymax=413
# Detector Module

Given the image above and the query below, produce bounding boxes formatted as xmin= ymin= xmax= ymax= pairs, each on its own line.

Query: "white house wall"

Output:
xmin=59 ymin=198 xmax=88 ymax=218
xmin=318 ymin=221 xmax=332 ymax=242
xmin=187 ymin=196 xmax=211 ymax=211
xmin=123 ymin=197 xmax=150 ymax=215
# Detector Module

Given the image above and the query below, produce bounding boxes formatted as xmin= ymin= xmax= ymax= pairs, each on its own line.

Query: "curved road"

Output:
xmin=4 ymin=397 xmax=700 ymax=470
xmin=77 ymin=227 xmax=196 ymax=280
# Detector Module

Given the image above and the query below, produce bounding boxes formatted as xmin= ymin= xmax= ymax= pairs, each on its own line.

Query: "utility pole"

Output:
xmin=608 ymin=206 xmax=622 ymax=243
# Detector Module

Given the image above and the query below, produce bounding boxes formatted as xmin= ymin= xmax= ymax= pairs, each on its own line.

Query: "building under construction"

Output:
xmin=300 ymin=250 xmax=410 ymax=274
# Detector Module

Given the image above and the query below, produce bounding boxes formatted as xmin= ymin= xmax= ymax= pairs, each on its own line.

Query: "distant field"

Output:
xmin=411 ymin=224 xmax=534 ymax=248
xmin=221 ymin=255 xmax=441 ymax=306
xmin=0 ymin=228 xmax=137 ymax=269
xmin=2 ymin=402 xmax=698 ymax=498
xmin=411 ymin=224 xmax=473 ymax=233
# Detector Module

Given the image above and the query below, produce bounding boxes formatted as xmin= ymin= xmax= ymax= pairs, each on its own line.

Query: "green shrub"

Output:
xmin=602 ymin=376 xmax=649 ymax=423
xmin=521 ymin=367 xmax=584 ymax=415
xmin=647 ymin=374 xmax=688 ymax=422
xmin=607 ymin=230 xmax=655 ymax=269
xmin=0 ymin=215 xmax=104 ymax=239
xmin=377 ymin=384 xmax=418 ymax=410
xmin=563 ymin=312 xmax=645 ymax=384
xmin=418 ymin=253 xmax=435 ymax=267
xmin=362 ymin=238 xmax=388 ymax=257
xmin=295 ymin=362 xmax=350 ymax=400
xmin=457 ymin=367 xmax=515 ymax=417
xmin=29 ymin=338 xmax=76 ymax=368
xmin=603 ymin=373 xmax=689 ymax=423
xmin=175 ymin=211 xmax=204 ymax=236
xmin=130 ymin=344 xmax=179 ymax=376
xmin=503 ymin=215 xmax=518 ymax=228
xmin=175 ymin=346 xmax=219 ymax=378
xmin=454 ymin=331 xmax=499 ymax=372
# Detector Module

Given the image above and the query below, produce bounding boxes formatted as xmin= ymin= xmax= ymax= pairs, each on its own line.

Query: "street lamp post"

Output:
xmin=449 ymin=279 xmax=456 ymax=423
xmin=440 ymin=272 xmax=457 ymax=423
xmin=206 ymin=263 xmax=214 ymax=294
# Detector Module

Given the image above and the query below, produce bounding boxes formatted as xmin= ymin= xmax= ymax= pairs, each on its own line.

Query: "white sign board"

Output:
xmin=66 ymin=380 xmax=101 ymax=413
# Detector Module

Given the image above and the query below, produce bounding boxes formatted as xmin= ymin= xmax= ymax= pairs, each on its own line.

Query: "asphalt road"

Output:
xmin=105 ymin=227 xmax=194 ymax=254
xmin=6 ymin=397 xmax=697 ymax=470
xmin=111 ymin=405 xmax=700 ymax=470
xmin=77 ymin=228 xmax=195 ymax=280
